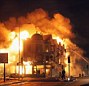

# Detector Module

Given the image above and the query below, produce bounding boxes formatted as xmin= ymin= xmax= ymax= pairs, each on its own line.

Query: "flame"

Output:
xmin=0 ymin=30 xmax=29 ymax=66
xmin=16 ymin=61 xmax=32 ymax=74
xmin=10 ymin=30 xmax=29 ymax=52
xmin=16 ymin=65 xmax=24 ymax=75
xmin=20 ymin=30 xmax=30 ymax=40
xmin=9 ymin=31 xmax=31 ymax=75
xmin=0 ymin=8 xmax=85 ymax=77
xmin=23 ymin=61 xmax=32 ymax=74
xmin=53 ymin=36 xmax=63 ymax=44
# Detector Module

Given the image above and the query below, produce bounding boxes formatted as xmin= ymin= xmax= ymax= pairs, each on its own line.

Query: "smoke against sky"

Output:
xmin=0 ymin=0 xmax=89 ymax=57
xmin=0 ymin=8 xmax=74 ymax=46
xmin=0 ymin=8 xmax=84 ymax=62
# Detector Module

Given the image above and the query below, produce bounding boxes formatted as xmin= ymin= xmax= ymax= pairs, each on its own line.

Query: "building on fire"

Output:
xmin=22 ymin=33 xmax=65 ymax=77
xmin=0 ymin=32 xmax=89 ymax=78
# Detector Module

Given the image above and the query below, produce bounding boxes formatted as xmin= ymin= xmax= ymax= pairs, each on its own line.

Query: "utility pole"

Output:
xmin=18 ymin=26 xmax=21 ymax=79
xmin=4 ymin=63 xmax=5 ymax=82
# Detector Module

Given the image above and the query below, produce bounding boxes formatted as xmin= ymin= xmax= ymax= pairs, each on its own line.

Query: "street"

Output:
xmin=1 ymin=77 xmax=89 ymax=86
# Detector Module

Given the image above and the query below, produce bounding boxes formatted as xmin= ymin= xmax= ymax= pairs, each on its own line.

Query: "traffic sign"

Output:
xmin=0 ymin=53 xmax=8 ymax=63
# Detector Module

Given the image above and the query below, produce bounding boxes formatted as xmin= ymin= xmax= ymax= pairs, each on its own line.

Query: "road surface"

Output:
xmin=0 ymin=77 xmax=89 ymax=86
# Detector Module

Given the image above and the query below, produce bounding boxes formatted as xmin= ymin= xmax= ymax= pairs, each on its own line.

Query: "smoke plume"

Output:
xmin=0 ymin=8 xmax=87 ymax=76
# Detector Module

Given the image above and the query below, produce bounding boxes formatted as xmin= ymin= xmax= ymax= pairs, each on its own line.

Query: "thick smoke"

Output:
xmin=0 ymin=8 xmax=75 ymax=48
xmin=0 ymin=8 xmax=87 ymax=76
xmin=0 ymin=23 xmax=11 ymax=48
xmin=3 ymin=8 xmax=74 ymax=37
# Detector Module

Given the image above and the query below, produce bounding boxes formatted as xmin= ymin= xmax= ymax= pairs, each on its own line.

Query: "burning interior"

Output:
xmin=0 ymin=8 xmax=89 ymax=78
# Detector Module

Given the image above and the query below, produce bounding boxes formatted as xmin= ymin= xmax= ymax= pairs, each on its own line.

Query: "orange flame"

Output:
xmin=16 ymin=61 xmax=32 ymax=74
xmin=0 ymin=9 xmax=85 ymax=77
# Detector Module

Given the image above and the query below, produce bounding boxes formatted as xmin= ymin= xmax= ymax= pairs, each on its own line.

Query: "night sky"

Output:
xmin=0 ymin=0 xmax=89 ymax=57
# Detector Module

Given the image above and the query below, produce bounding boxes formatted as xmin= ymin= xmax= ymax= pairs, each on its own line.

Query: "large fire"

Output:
xmin=0 ymin=8 xmax=87 ymax=77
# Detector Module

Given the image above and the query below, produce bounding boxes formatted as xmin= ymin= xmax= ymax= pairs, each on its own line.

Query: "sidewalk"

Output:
xmin=0 ymin=77 xmax=76 ymax=86
xmin=0 ymin=77 xmax=60 ymax=85
xmin=0 ymin=78 xmax=22 ymax=86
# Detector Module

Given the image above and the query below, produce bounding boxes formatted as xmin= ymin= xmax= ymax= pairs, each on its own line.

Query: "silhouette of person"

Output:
xmin=61 ymin=69 xmax=65 ymax=80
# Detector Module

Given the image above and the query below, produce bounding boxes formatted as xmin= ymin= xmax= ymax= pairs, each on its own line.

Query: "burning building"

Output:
xmin=0 ymin=8 xmax=89 ymax=78
xmin=23 ymin=33 xmax=63 ymax=77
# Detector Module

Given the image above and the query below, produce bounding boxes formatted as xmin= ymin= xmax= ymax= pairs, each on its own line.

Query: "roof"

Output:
xmin=32 ymin=33 xmax=43 ymax=40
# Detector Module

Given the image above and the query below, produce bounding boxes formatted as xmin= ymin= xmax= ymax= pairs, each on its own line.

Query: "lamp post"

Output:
xmin=18 ymin=26 xmax=21 ymax=77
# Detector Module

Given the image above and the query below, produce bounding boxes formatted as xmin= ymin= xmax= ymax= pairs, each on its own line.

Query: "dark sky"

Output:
xmin=0 ymin=0 xmax=89 ymax=57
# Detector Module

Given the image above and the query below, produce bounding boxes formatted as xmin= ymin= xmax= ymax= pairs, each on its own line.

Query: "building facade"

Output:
xmin=23 ymin=33 xmax=65 ymax=77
